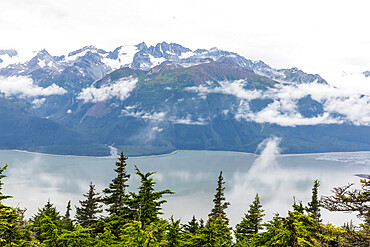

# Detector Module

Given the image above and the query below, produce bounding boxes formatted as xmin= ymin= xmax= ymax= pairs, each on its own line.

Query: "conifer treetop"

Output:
xmin=209 ymin=171 xmax=230 ymax=222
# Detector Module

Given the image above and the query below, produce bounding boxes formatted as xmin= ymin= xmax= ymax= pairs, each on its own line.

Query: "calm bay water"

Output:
xmin=1 ymin=145 xmax=370 ymax=226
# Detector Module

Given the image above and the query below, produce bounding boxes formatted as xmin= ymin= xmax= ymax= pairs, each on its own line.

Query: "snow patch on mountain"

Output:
xmin=179 ymin=51 xmax=195 ymax=59
xmin=148 ymin=55 xmax=166 ymax=67
xmin=102 ymin=45 xmax=139 ymax=70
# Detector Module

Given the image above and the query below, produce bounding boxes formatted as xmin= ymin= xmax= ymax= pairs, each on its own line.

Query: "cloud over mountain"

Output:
xmin=77 ymin=77 xmax=138 ymax=103
xmin=0 ymin=76 xmax=66 ymax=97
xmin=0 ymin=42 xmax=369 ymax=156
xmin=188 ymin=79 xmax=370 ymax=126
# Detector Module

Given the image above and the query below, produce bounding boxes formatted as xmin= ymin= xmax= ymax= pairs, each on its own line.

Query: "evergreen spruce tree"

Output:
xmin=209 ymin=171 xmax=230 ymax=222
xmin=0 ymin=164 xmax=11 ymax=204
xmin=182 ymin=216 xmax=204 ymax=247
xmin=103 ymin=152 xmax=131 ymax=217
xmin=292 ymin=197 xmax=305 ymax=213
xmin=36 ymin=215 xmax=59 ymax=246
xmin=258 ymin=211 xmax=323 ymax=246
xmin=183 ymin=215 xmax=200 ymax=233
xmin=166 ymin=216 xmax=183 ymax=247
xmin=36 ymin=199 xmax=61 ymax=223
xmin=31 ymin=199 xmax=62 ymax=241
xmin=235 ymin=193 xmax=265 ymax=242
xmin=199 ymin=218 xmax=205 ymax=229
xmin=57 ymin=224 xmax=94 ymax=246
xmin=130 ymin=165 xmax=174 ymax=228
xmin=65 ymin=200 xmax=72 ymax=220
xmin=306 ymin=179 xmax=321 ymax=222
xmin=197 ymin=216 xmax=232 ymax=246
xmin=75 ymin=182 xmax=103 ymax=228
xmin=62 ymin=200 xmax=74 ymax=231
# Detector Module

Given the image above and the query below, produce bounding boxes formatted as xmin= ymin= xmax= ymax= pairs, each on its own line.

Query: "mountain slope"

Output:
xmin=0 ymin=42 xmax=369 ymax=156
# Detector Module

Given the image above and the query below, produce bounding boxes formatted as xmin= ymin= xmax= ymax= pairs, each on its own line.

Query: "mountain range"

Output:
xmin=0 ymin=42 xmax=369 ymax=156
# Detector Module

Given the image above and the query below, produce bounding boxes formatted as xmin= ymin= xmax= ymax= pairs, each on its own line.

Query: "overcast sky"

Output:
xmin=1 ymin=0 xmax=369 ymax=90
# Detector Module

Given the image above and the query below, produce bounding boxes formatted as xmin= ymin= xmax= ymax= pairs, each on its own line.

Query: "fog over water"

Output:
xmin=1 ymin=140 xmax=370 ymax=227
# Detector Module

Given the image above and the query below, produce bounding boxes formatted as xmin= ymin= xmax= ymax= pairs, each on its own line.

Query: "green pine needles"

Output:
xmin=209 ymin=171 xmax=230 ymax=222
xmin=235 ymin=193 xmax=265 ymax=242
xmin=75 ymin=182 xmax=103 ymax=228
xmin=102 ymin=151 xmax=131 ymax=217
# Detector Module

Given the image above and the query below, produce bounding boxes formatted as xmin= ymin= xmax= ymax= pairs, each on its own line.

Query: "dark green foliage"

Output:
xmin=36 ymin=215 xmax=59 ymax=246
xmin=57 ymin=224 xmax=94 ymax=247
xmin=257 ymin=211 xmax=323 ymax=246
xmin=0 ymin=206 xmax=33 ymax=246
xmin=75 ymin=182 xmax=103 ymax=228
xmin=0 ymin=164 xmax=11 ymax=204
xmin=197 ymin=216 xmax=232 ymax=247
xmin=130 ymin=165 xmax=174 ymax=227
xmin=199 ymin=218 xmax=205 ymax=229
xmin=0 ymin=164 xmax=33 ymax=246
xmin=292 ymin=198 xmax=305 ymax=214
xmin=209 ymin=171 xmax=230 ymax=222
xmin=165 ymin=216 xmax=183 ymax=246
xmin=306 ymin=179 xmax=321 ymax=222
xmin=235 ymin=193 xmax=264 ymax=243
xmin=94 ymin=227 xmax=119 ymax=246
xmin=64 ymin=200 xmax=72 ymax=220
xmin=103 ymin=213 xmax=129 ymax=238
xmin=62 ymin=200 xmax=74 ymax=231
xmin=31 ymin=200 xmax=62 ymax=241
xmin=183 ymin=215 xmax=200 ymax=234
xmin=120 ymin=220 xmax=168 ymax=246
xmin=103 ymin=152 xmax=131 ymax=217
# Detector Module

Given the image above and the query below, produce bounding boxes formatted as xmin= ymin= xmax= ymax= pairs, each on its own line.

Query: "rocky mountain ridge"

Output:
xmin=0 ymin=42 xmax=326 ymax=89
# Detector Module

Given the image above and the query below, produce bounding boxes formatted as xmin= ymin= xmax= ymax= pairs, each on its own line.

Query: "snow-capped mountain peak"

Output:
xmin=0 ymin=42 xmax=326 ymax=88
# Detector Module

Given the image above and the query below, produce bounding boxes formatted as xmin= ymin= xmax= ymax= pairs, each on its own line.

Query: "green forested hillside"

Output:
xmin=2 ymin=57 xmax=370 ymax=157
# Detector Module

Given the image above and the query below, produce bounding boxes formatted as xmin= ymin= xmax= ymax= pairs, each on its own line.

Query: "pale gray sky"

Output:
xmin=1 ymin=0 xmax=369 ymax=90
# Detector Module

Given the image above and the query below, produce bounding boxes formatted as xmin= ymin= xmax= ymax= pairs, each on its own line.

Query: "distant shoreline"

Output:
xmin=1 ymin=148 xmax=370 ymax=159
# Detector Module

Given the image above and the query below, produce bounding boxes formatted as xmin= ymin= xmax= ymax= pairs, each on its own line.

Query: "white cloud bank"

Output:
xmin=122 ymin=106 xmax=206 ymax=126
xmin=121 ymin=107 xmax=167 ymax=122
xmin=186 ymin=80 xmax=261 ymax=101
xmin=0 ymin=76 xmax=66 ymax=97
xmin=187 ymin=78 xmax=370 ymax=126
xmin=77 ymin=77 xmax=138 ymax=103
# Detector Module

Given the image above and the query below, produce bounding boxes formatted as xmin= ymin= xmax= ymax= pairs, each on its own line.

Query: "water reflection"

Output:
xmin=0 ymin=146 xmax=369 ymax=227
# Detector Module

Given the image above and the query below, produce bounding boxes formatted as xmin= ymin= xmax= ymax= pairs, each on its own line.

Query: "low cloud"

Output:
xmin=77 ymin=77 xmax=138 ymax=103
xmin=122 ymin=107 xmax=206 ymax=125
xmin=188 ymin=79 xmax=370 ymax=126
xmin=121 ymin=107 xmax=167 ymax=122
xmin=0 ymin=76 xmax=66 ymax=97
xmin=186 ymin=80 xmax=261 ymax=101
xmin=169 ymin=114 xmax=207 ymax=125
xmin=130 ymin=124 xmax=164 ymax=144
xmin=32 ymin=98 xmax=46 ymax=108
